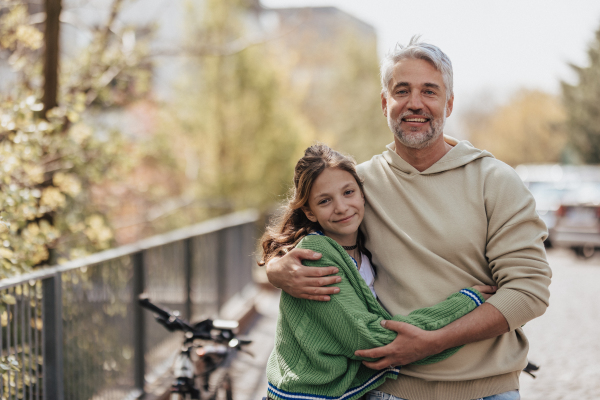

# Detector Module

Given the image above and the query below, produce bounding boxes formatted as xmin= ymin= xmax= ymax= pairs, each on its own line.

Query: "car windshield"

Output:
xmin=561 ymin=182 xmax=600 ymax=205
xmin=528 ymin=182 xmax=574 ymax=208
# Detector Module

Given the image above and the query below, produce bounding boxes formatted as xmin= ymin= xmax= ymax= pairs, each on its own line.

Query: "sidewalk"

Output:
xmin=230 ymin=288 xmax=281 ymax=400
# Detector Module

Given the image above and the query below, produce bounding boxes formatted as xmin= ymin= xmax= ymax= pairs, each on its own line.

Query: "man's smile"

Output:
xmin=403 ymin=117 xmax=429 ymax=123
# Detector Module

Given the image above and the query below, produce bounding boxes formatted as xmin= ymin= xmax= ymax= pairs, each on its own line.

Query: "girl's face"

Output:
xmin=303 ymin=167 xmax=364 ymax=246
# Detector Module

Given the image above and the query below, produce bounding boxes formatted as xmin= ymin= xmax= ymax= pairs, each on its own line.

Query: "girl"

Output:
xmin=260 ymin=144 xmax=494 ymax=400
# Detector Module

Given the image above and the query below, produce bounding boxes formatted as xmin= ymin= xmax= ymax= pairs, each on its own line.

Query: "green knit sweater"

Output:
xmin=266 ymin=234 xmax=485 ymax=400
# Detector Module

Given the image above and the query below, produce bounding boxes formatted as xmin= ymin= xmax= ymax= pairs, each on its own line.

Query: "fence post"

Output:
xmin=216 ymin=229 xmax=227 ymax=311
xmin=132 ymin=251 xmax=146 ymax=395
xmin=184 ymin=238 xmax=193 ymax=321
xmin=42 ymin=273 xmax=64 ymax=400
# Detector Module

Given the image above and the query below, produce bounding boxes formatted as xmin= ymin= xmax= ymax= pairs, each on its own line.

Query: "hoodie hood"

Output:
xmin=382 ymin=135 xmax=494 ymax=175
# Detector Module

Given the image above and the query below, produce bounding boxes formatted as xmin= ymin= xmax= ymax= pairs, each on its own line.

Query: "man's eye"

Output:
xmin=424 ymin=90 xmax=435 ymax=95
xmin=345 ymin=190 xmax=355 ymax=195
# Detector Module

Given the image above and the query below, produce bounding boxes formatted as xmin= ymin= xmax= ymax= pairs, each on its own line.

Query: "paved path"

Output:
xmin=230 ymin=289 xmax=280 ymax=400
xmin=519 ymin=248 xmax=600 ymax=400
xmin=234 ymin=248 xmax=600 ymax=400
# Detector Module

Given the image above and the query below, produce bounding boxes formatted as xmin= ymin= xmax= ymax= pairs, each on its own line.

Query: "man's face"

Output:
xmin=382 ymin=58 xmax=454 ymax=149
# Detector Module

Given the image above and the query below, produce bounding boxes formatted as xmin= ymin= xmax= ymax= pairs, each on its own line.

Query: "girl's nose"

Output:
xmin=333 ymin=199 xmax=349 ymax=213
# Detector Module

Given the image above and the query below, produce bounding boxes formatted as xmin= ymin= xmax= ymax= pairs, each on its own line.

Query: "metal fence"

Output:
xmin=0 ymin=210 xmax=260 ymax=400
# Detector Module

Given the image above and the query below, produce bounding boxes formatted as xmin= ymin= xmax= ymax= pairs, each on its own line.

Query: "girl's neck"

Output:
xmin=322 ymin=231 xmax=361 ymax=269
xmin=323 ymin=231 xmax=358 ymax=248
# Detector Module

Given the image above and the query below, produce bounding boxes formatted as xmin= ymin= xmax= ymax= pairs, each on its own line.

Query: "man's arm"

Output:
xmin=265 ymin=248 xmax=341 ymax=301
xmin=355 ymin=302 xmax=509 ymax=369
xmin=354 ymin=166 xmax=547 ymax=369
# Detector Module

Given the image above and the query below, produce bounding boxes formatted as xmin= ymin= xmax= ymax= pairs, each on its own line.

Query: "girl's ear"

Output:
xmin=303 ymin=207 xmax=318 ymax=223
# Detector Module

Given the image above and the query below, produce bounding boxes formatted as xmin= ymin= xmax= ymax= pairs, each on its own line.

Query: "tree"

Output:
xmin=562 ymin=24 xmax=600 ymax=163
xmin=142 ymin=0 xmax=311 ymax=229
xmin=0 ymin=0 xmax=150 ymax=278
xmin=267 ymin=8 xmax=390 ymax=163
xmin=0 ymin=0 xmax=152 ymax=386
xmin=465 ymin=89 xmax=568 ymax=166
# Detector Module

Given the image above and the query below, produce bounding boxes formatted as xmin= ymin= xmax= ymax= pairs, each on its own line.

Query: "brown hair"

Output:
xmin=258 ymin=144 xmax=371 ymax=266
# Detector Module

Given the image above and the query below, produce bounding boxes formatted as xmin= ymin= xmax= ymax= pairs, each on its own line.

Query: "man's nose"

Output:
xmin=407 ymin=91 xmax=424 ymax=111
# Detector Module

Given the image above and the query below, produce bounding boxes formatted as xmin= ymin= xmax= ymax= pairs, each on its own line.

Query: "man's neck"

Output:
xmin=394 ymin=135 xmax=453 ymax=172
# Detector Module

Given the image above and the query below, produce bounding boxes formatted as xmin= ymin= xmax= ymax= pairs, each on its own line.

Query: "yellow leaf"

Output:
xmin=2 ymin=294 xmax=16 ymax=305
xmin=0 ymin=248 xmax=13 ymax=259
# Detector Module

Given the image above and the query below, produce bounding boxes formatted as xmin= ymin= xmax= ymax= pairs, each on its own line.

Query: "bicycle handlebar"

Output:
xmin=138 ymin=294 xmax=196 ymax=333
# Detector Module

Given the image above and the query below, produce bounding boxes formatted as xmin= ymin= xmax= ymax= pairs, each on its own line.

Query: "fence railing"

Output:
xmin=0 ymin=210 xmax=260 ymax=400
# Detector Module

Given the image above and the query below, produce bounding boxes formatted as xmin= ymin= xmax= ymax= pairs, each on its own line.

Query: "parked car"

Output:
xmin=516 ymin=164 xmax=569 ymax=247
xmin=527 ymin=181 xmax=572 ymax=247
xmin=516 ymin=164 xmax=600 ymax=254
xmin=551 ymin=182 xmax=600 ymax=258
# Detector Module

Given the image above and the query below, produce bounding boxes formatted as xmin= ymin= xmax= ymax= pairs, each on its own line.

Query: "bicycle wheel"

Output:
xmin=215 ymin=373 xmax=233 ymax=400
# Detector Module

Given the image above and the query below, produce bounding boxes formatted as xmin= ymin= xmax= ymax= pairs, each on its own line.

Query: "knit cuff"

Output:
xmin=485 ymin=288 xmax=539 ymax=331
xmin=459 ymin=288 xmax=485 ymax=306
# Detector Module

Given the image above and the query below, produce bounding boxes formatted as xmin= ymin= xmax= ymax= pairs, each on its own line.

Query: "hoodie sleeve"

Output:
xmin=482 ymin=160 xmax=552 ymax=331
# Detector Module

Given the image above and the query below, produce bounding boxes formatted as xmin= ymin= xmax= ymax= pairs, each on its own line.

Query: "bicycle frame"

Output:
xmin=138 ymin=295 xmax=250 ymax=400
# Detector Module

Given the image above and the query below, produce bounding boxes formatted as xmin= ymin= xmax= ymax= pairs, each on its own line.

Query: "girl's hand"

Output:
xmin=472 ymin=285 xmax=497 ymax=300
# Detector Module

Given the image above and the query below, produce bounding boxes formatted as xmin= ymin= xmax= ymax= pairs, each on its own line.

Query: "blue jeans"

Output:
xmin=366 ymin=389 xmax=520 ymax=400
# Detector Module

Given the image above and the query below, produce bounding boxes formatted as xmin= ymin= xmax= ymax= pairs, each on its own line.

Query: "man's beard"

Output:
xmin=387 ymin=110 xmax=446 ymax=150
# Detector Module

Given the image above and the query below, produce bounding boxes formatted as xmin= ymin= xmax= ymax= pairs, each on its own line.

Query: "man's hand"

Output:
xmin=472 ymin=284 xmax=497 ymax=300
xmin=355 ymin=321 xmax=439 ymax=368
xmin=355 ymin=303 xmax=510 ymax=368
xmin=265 ymin=248 xmax=341 ymax=301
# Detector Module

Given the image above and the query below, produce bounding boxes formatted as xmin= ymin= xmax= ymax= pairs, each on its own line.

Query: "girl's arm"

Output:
xmin=296 ymin=254 xmax=485 ymax=364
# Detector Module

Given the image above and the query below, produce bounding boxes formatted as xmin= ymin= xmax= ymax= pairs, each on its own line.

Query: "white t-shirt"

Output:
xmin=355 ymin=253 xmax=377 ymax=298
xmin=307 ymin=232 xmax=377 ymax=298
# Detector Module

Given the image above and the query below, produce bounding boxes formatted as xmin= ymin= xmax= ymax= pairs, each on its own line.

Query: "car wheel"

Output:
xmin=574 ymin=245 xmax=595 ymax=259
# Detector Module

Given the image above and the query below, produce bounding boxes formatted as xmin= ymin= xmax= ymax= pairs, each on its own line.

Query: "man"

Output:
xmin=266 ymin=36 xmax=551 ymax=400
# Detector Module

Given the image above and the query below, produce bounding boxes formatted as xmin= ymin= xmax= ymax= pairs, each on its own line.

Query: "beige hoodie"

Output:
xmin=357 ymin=137 xmax=551 ymax=400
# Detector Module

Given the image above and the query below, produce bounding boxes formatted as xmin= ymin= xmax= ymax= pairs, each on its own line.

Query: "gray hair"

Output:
xmin=380 ymin=35 xmax=454 ymax=101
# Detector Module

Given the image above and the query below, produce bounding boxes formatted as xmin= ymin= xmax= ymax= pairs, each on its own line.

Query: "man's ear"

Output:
xmin=446 ymin=94 xmax=454 ymax=118
xmin=381 ymin=92 xmax=388 ymax=117
xmin=303 ymin=207 xmax=318 ymax=223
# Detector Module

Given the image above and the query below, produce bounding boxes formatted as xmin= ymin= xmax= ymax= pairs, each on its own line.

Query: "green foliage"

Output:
xmin=149 ymin=0 xmax=310 ymax=222
xmin=0 ymin=1 xmax=150 ymax=278
xmin=0 ymin=355 xmax=20 ymax=373
xmin=147 ymin=0 xmax=389 ymax=228
xmin=285 ymin=23 xmax=391 ymax=163
xmin=562 ymin=24 xmax=600 ymax=163
xmin=62 ymin=260 xmax=135 ymax=397
xmin=329 ymin=34 xmax=392 ymax=163
xmin=0 ymin=281 xmax=43 ymax=397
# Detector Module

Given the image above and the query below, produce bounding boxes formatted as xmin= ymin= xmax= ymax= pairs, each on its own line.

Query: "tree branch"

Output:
xmin=149 ymin=9 xmax=309 ymax=58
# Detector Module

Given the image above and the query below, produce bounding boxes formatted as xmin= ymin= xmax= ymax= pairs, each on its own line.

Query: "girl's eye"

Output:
xmin=318 ymin=199 xmax=330 ymax=205
xmin=345 ymin=189 xmax=354 ymax=195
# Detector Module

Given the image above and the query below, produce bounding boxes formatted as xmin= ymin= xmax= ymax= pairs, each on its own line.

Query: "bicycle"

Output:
xmin=138 ymin=294 xmax=252 ymax=400
xmin=523 ymin=361 xmax=540 ymax=379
